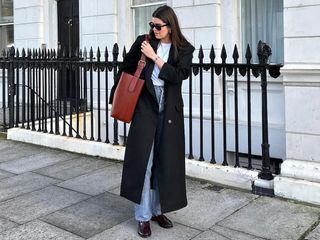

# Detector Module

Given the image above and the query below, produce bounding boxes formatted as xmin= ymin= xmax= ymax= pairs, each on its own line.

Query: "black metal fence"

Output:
xmin=0 ymin=42 xmax=282 ymax=179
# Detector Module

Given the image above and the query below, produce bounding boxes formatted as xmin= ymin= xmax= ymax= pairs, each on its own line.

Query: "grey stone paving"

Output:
xmin=0 ymin=169 xmax=14 ymax=180
xmin=0 ymin=138 xmax=319 ymax=240
xmin=0 ymin=220 xmax=84 ymax=240
xmin=57 ymin=164 xmax=122 ymax=196
xmin=306 ymin=222 xmax=320 ymax=240
xmin=34 ymin=157 xmax=113 ymax=180
xmin=0 ymin=172 xmax=59 ymax=201
xmin=218 ymin=197 xmax=320 ymax=240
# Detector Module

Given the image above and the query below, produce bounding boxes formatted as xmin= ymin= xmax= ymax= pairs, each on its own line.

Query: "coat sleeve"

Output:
xmin=109 ymin=35 xmax=145 ymax=104
xmin=158 ymin=44 xmax=195 ymax=84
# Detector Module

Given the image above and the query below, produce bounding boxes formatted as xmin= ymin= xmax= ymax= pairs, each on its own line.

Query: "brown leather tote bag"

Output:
xmin=110 ymin=36 xmax=149 ymax=123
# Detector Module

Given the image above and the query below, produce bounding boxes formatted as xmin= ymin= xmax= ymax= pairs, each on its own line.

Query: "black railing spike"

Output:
xmin=1 ymin=48 xmax=6 ymax=58
xmin=83 ymin=47 xmax=87 ymax=59
xmin=53 ymin=49 xmax=56 ymax=58
xmin=210 ymin=45 xmax=215 ymax=60
xmin=105 ymin=46 xmax=109 ymax=58
xmin=79 ymin=49 xmax=82 ymax=58
xmin=9 ymin=46 xmax=15 ymax=58
xmin=62 ymin=48 xmax=66 ymax=58
xmin=89 ymin=47 xmax=93 ymax=60
xmin=122 ymin=46 xmax=127 ymax=58
xmin=198 ymin=45 xmax=204 ymax=60
xmin=75 ymin=47 xmax=79 ymax=58
xmin=27 ymin=49 xmax=31 ymax=58
xmin=232 ymin=44 xmax=239 ymax=60
xmin=22 ymin=48 xmax=26 ymax=58
xmin=47 ymin=49 xmax=50 ymax=58
xmin=221 ymin=45 xmax=227 ymax=61
xmin=16 ymin=48 xmax=20 ymax=58
xmin=57 ymin=47 xmax=61 ymax=58
xmin=97 ymin=47 xmax=101 ymax=59
xmin=245 ymin=44 xmax=252 ymax=60
xmin=39 ymin=48 xmax=42 ymax=59
xmin=112 ymin=43 xmax=119 ymax=56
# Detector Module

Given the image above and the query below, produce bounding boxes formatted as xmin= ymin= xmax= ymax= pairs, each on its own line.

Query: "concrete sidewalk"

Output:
xmin=0 ymin=137 xmax=319 ymax=240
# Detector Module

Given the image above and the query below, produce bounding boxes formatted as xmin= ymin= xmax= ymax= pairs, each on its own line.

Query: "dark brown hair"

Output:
xmin=149 ymin=5 xmax=190 ymax=57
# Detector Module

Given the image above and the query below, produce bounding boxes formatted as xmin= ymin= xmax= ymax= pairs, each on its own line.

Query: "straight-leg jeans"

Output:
xmin=135 ymin=85 xmax=165 ymax=221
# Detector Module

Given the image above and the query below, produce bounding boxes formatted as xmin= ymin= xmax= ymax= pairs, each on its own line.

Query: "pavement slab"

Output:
xmin=211 ymin=225 xmax=266 ymax=240
xmin=0 ymin=169 xmax=15 ymax=180
xmin=41 ymin=192 xmax=134 ymax=238
xmin=167 ymin=179 xmax=257 ymax=230
xmin=192 ymin=228 xmax=265 ymax=240
xmin=0 ymin=217 xmax=18 ymax=233
xmin=0 ymin=220 xmax=84 ymax=240
xmin=57 ymin=164 xmax=122 ymax=196
xmin=34 ymin=156 xmax=113 ymax=180
xmin=0 ymin=141 xmax=45 ymax=163
xmin=87 ymin=218 xmax=201 ymax=240
xmin=0 ymin=186 xmax=90 ymax=224
xmin=305 ymin=222 xmax=320 ymax=240
xmin=0 ymin=172 xmax=60 ymax=202
xmin=0 ymin=150 xmax=78 ymax=174
xmin=218 ymin=196 xmax=320 ymax=240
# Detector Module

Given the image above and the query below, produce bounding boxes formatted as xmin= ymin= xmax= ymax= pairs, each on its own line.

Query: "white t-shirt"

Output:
xmin=151 ymin=42 xmax=172 ymax=86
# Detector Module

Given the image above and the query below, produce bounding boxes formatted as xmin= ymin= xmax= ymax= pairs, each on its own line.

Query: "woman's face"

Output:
xmin=150 ymin=17 xmax=171 ymax=42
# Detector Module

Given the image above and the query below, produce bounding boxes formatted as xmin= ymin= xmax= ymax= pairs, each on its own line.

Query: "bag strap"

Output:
xmin=129 ymin=35 xmax=150 ymax=92
xmin=134 ymin=34 xmax=149 ymax=78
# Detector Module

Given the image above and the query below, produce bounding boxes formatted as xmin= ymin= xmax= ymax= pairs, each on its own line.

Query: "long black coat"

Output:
xmin=110 ymin=35 xmax=194 ymax=213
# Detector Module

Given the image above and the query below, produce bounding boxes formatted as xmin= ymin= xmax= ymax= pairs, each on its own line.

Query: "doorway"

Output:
xmin=57 ymin=0 xmax=79 ymax=101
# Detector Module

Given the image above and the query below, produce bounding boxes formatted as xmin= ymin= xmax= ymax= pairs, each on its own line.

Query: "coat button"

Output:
xmin=168 ymin=120 xmax=172 ymax=124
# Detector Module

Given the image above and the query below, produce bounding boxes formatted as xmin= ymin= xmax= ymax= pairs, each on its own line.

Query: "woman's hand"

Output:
xmin=141 ymin=41 xmax=157 ymax=61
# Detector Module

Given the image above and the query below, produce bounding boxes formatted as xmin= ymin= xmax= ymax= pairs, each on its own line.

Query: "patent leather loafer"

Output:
xmin=151 ymin=214 xmax=173 ymax=228
xmin=138 ymin=221 xmax=151 ymax=238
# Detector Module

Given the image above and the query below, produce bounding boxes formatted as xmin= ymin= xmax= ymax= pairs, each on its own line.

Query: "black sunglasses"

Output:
xmin=149 ymin=22 xmax=169 ymax=31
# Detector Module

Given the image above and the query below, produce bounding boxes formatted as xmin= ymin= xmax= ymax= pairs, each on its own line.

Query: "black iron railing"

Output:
xmin=0 ymin=41 xmax=282 ymax=179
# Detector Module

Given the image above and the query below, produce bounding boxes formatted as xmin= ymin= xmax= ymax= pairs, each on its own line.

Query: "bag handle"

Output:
xmin=129 ymin=35 xmax=150 ymax=92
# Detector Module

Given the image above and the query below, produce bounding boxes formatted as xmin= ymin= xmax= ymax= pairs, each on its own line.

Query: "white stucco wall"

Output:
xmin=274 ymin=0 xmax=320 ymax=204
xmin=14 ymin=0 xmax=57 ymax=49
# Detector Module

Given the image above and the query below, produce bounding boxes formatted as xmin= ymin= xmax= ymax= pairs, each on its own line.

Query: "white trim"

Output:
xmin=131 ymin=2 xmax=166 ymax=9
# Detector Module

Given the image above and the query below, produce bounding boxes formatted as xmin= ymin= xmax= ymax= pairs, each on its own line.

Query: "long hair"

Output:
xmin=149 ymin=5 xmax=190 ymax=58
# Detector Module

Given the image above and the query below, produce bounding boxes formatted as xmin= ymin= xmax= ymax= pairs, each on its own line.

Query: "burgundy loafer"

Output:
xmin=151 ymin=214 xmax=173 ymax=228
xmin=138 ymin=221 xmax=151 ymax=238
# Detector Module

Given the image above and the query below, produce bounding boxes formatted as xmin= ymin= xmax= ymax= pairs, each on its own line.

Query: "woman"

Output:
xmin=110 ymin=5 xmax=194 ymax=238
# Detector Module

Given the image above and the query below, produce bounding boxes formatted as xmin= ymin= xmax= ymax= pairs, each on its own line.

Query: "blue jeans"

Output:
xmin=135 ymin=86 xmax=165 ymax=221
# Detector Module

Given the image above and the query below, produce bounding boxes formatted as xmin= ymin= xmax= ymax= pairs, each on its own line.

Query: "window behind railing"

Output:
xmin=0 ymin=0 xmax=13 ymax=50
xmin=241 ymin=0 xmax=284 ymax=64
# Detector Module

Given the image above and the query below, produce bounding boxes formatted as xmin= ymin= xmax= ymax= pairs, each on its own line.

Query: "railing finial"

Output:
xmin=209 ymin=45 xmax=215 ymax=61
xmin=257 ymin=40 xmax=272 ymax=64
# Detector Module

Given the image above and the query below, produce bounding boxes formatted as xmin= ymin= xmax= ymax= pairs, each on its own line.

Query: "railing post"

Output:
xmin=112 ymin=43 xmax=119 ymax=145
xmin=257 ymin=41 xmax=273 ymax=181
xmin=8 ymin=46 xmax=15 ymax=128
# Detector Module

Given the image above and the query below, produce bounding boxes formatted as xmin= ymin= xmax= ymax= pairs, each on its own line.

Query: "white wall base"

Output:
xmin=7 ymin=128 xmax=259 ymax=191
xmin=7 ymin=128 xmax=125 ymax=161
xmin=274 ymin=176 xmax=320 ymax=206
xmin=186 ymin=159 xmax=258 ymax=190
xmin=274 ymin=159 xmax=320 ymax=205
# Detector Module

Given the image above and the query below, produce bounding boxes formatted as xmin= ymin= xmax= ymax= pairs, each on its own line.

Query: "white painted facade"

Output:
xmin=4 ymin=0 xmax=320 ymax=205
